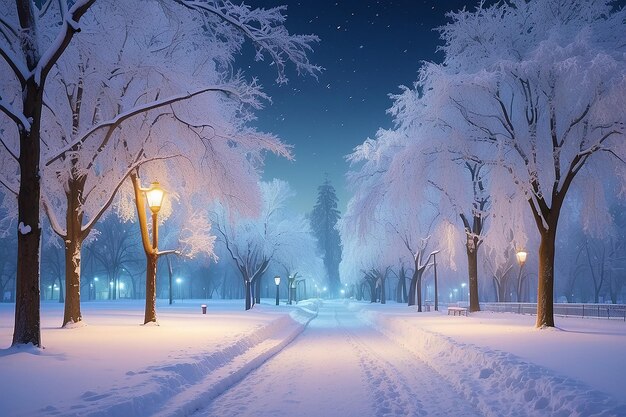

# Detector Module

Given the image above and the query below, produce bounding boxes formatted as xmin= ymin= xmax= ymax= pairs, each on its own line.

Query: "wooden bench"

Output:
xmin=447 ymin=306 xmax=468 ymax=316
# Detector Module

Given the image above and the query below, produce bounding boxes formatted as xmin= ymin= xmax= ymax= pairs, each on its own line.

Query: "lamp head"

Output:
xmin=146 ymin=182 xmax=165 ymax=214
xmin=516 ymin=250 xmax=527 ymax=265
xmin=274 ymin=276 xmax=281 ymax=286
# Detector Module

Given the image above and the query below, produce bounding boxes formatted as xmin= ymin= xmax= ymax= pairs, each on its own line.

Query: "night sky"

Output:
xmin=241 ymin=0 xmax=481 ymax=213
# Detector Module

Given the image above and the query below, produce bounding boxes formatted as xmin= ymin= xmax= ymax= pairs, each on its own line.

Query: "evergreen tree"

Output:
xmin=311 ymin=178 xmax=342 ymax=296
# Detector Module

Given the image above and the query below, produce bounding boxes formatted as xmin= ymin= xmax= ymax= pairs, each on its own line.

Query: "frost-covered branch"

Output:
xmin=81 ymin=154 xmax=180 ymax=237
xmin=42 ymin=193 xmax=66 ymax=237
xmin=0 ymin=176 xmax=18 ymax=196
xmin=35 ymin=0 xmax=96 ymax=85
xmin=0 ymin=133 xmax=18 ymax=162
xmin=0 ymin=14 xmax=18 ymax=45
xmin=0 ymin=43 xmax=28 ymax=85
xmin=0 ymin=97 xmax=31 ymax=132
xmin=45 ymin=83 xmax=245 ymax=166
xmin=171 ymin=0 xmax=321 ymax=83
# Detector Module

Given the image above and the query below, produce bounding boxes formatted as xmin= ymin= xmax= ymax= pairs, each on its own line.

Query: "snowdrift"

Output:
xmin=360 ymin=309 xmax=626 ymax=417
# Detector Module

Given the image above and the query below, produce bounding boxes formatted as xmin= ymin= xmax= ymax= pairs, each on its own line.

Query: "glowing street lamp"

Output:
xmin=516 ymin=250 xmax=528 ymax=302
xmin=145 ymin=182 xmax=164 ymax=250
xmin=274 ymin=276 xmax=281 ymax=306
xmin=176 ymin=277 xmax=183 ymax=301
xmin=131 ymin=175 xmax=167 ymax=324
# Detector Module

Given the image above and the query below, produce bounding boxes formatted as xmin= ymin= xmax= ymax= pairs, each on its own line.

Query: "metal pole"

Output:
xmin=152 ymin=212 xmax=158 ymax=250
xmin=433 ymin=253 xmax=439 ymax=311
xmin=516 ymin=262 xmax=524 ymax=302
xmin=167 ymin=256 xmax=173 ymax=305
xmin=275 ymin=284 xmax=280 ymax=306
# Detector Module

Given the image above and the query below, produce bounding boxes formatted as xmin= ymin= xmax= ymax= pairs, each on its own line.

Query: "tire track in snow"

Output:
xmin=333 ymin=305 xmax=483 ymax=417
xmin=195 ymin=302 xmax=483 ymax=417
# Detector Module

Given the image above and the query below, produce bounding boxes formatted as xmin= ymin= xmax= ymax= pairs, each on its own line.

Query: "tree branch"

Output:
xmin=45 ymin=84 xmax=242 ymax=166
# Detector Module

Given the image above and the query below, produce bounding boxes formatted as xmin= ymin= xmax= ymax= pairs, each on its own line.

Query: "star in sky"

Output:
xmin=241 ymin=0 xmax=494 ymax=213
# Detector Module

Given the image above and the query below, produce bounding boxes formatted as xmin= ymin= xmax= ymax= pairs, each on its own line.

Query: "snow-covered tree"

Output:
xmin=420 ymin=0 xmax=626 ymax=327
xmin=373 ymin=84 xmax=492 ymax=312
xmin=1 ymin=0 xmax=320 ymax=339
xmin=274 ymin=214 xmax=323 ymax=303
xmin=211 ymin=180 xmax=312 ymax=310
xmin=310 ymin=178 xmax=342 ymax=296
xmin=344 ymin=127 xmax=459 ymax=311
xmin=0 ymin=0 xmax=96 ymax=346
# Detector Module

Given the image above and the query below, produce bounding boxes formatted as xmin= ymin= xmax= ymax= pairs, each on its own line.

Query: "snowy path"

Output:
xmin=196 ymin=301 xmax=482 ymax=417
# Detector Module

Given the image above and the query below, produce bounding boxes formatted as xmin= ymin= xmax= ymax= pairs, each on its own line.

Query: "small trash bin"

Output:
xmin=201 ymin=304 xmax=207 ymax=314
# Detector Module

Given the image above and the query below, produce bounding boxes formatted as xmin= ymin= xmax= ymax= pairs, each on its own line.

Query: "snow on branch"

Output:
xmin=0 ymin=97 xmax=31 ymax=132
xmin=35 ymin=0 xmax=95 ymax=85
xmin=171 ymin=0 xmax=321 ymax=84
xmin=0 ymin=43 xmax=28 ymax=85
xmin=45 ymin=83 xmax=245 ymax=166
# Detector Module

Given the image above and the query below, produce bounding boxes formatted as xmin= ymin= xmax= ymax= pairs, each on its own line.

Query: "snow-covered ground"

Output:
xmin=1 ymin=299 xmax=625 ymax=416
xmin=0 ymin=299 xmax=317 ymax=417
xmin=357 ymin=302 xmax=626 ymax=417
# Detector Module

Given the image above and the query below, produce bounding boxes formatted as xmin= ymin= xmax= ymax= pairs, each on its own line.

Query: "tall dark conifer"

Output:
xmin=311 ymin=178 xmax=342 ymax=296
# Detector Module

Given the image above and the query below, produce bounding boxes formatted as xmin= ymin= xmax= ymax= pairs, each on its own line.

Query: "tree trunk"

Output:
xmin=368 ymin=280 xmax=376 ymax=303
xmin=536 ymin=229 xmax=556 ymax=328
xmin=466 ymin=242 xmax=480 ymax=312
xmin=13 ymin=81 xmax=44 ymax=347
xmin=144 ymin=253 xmax=157 ymax=324
xmin=255 ymin=277 xmax=261 ymax=304
xmin=408 ymin=273 xmax=417 ymax=306
xmin=380 ymin=276 xmax=386 ymax=304
xmin=244 ymin=279 xmax=252 ymax=310
xmin=416 ymin=274 xmax=422 ymax=312
xmin=63 ymin=198 xmax=84 ymax=325
xmin=395 ymin=267 xmax=407 ymax=303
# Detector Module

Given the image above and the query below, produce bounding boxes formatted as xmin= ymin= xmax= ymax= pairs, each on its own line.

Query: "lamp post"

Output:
xmin=145 ymin=182 xmax=164 ymax=249
xmin=296 ymin=279 xmax=307 ymax=301
xmin=274 ymin=276 xmax=281 ymax=306
xmin=516 ymin=250 xmax=527 ymax=302
xmin=176 ymin=277 xmax=183 ymax=301
xmin=288 ymin=275 xmax=294 ymax=305
xmin=433 ymin=251 xmax=439 ymax=311
xmin=131 ymin=175 xmax=165 ymax=324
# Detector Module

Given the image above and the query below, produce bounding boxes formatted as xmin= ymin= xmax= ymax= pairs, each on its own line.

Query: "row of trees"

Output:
xmin=340 ymin=0 xmax=625 ymax=327
xmin=0 ymin=0 xmax=320 ymax=346
xmin=1 ymin=180 xmax=326 ymax=305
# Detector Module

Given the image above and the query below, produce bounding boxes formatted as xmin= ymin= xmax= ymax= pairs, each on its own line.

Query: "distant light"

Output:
xmin=340 ymin=289 xmax=345 ymax=294
xmin=176 ymin=278 xmax=182 ymax=284
xmin=461 ymin=283 xmax=466 ymax=288
xmin=323 ymin=286 xmax=327 ymax=292
xmin=94 ymin=277 xmax=99 ymax=282
xmin=118 ymin=282 xmax=125 ymax=290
